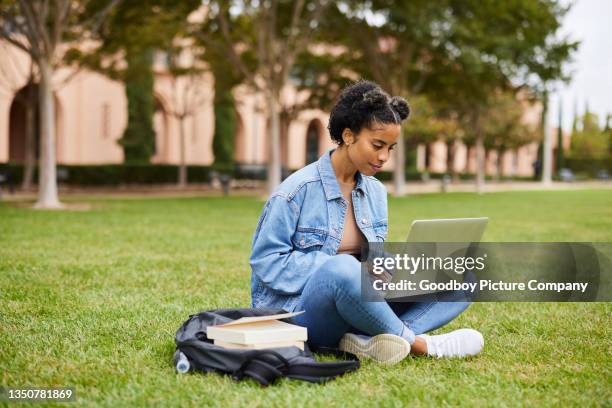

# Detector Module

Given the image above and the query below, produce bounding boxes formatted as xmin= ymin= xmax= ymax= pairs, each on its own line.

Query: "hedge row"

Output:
xmin=0 ymin=163 xmax=281 ymax=186
xmin=563 ymin=157 xmax=612 ymax=176
xmin=0 ymin=164 xmax=212 ymax=186
xmin=0 ymin=162 xmax=536 ymax=186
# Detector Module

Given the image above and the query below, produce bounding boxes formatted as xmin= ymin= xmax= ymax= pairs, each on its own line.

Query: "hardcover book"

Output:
xmin=207 ymin=311 xmax=307 ymax=346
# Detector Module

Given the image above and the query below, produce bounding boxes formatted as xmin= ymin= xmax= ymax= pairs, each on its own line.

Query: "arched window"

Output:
xmin=9 ymin=84 xmax=40 ymax=163
xmin=305 ymin=120 xmax=321 ymax=165
xmin=424 ymin=143 xmax=431 ymax=171
xmin=153 ymin=96 xmax=168 ymax=161
xmin=233 ymin=113 xmax=246 ymax=163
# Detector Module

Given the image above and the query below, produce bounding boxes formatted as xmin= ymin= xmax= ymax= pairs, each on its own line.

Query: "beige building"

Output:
xmin=1 ymin=40 xmax=554 ymax=178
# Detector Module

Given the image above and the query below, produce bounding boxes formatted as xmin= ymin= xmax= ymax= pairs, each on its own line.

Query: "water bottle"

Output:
xmin=174 ymin=351 xmax=190 ymax=374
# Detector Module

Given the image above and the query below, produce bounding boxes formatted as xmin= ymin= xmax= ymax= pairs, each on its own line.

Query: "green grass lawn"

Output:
xmin=1 ymin=189 xmax=611 ymax=407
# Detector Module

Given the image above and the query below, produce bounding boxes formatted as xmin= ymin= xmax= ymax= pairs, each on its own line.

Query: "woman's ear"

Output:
xmin=342 ymin=128 xmax=355 ymax=145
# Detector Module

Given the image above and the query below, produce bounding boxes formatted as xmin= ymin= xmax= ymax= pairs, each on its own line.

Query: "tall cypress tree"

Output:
xmin=198 ymin=7 xmax=247 ymax=178
xmin=605 ymin=114 xmax=612 ymax=155
xmin=556 ymin=100 xmax=564 ymax=171
xmin=119 ymin=49 xmax=155 ymax=162
xmin=571 ymin=99 xmax=578 ymax=135
xmin=211 ymin=88 xmax=236 ymax=175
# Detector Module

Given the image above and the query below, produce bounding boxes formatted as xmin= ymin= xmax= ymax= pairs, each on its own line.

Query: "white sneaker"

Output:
xmin=419 ymin=329 xmax=484 ymax=358
xmin=338 ymin=333 xmax=411 ymax=365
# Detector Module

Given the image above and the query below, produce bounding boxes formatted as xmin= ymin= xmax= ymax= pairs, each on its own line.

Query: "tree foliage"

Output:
xmin=300 ymin=0 xmax=576 ymax=191
xmin=196 ymin=6 xmax=246 ymax=175
xmin=211 ymin=89 xmax=237 ymax=174
xmin=200 ymin=0 xmax=331 ymax=193
xmin=570 ymin=111 xmax=609 ymax=159
xmin=0 ymin=0 xmax=118 ymax=207
xmin=120 ymin=49 xmax=155 ymax=162
xmin=482 ymin=92 xmax=539 ymax=153
xmin=403 ymin=95 xmax=460 ymax=146
xmin=73 ymin=0 xmax=200 ymax=163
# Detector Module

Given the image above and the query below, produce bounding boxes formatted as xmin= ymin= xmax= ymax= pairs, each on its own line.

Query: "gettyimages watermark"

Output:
xmin=360 ymin=242 xmax=612 ymax=302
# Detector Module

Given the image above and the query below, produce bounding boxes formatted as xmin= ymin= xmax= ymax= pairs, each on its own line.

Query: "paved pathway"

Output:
xmin=2 ymin=180 xmax=611 ymax=202
xmin=383 ymin=180 xmax=612 ymax=195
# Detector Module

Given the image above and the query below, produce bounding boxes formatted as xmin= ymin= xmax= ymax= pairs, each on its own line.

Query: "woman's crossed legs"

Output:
xmin=293 ymin=254 xmax=471 ymax=350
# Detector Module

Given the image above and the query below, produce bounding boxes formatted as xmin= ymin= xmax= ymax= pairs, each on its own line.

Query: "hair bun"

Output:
xmin=362 ymin=89 xmax=388 ymax=106
xmin=328 ymin=80 xmax=410 ymax=145
xmin=352 ymin=88 xmax=388 ymax=111
xmin=390 ymin=96 xmax=410 ymax=120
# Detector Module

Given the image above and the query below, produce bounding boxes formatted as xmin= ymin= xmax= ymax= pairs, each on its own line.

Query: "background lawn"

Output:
xmin=1 ymin=189 xmax=611 ymax=407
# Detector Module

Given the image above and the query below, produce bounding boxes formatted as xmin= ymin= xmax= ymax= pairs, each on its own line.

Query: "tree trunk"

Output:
xmin=34 ymin=59 xmax=61 ymax=209
xmin=446 ymin=140 xmax=458 ymax=182
xmin=556 ymin=99 xmax=564 ymax=172
xmin=495 ymin=150 xmax=504 ymax=181
xmin=267 ymin=92 xmax=281 ymax=195
xmin=178 ymin=117 xmax=187 ymax=188
xmin=21 ymin=84 xmax=36 ymax=190
xmin=475 ymin=135 xmax=485 ymax=194
xmin=393 ymin=129 xmax=405 ymax=196
xmin=541 ymin=91 xmax=552 ymax=185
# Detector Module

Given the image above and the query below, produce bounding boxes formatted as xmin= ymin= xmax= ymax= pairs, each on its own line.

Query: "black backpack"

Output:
xmin=173 ymin=308 xmax=360 ymax=386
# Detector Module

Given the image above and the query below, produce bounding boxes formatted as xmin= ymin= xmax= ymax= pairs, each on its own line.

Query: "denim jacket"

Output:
xmin=249 ymin=149 xmax=389 ymax=312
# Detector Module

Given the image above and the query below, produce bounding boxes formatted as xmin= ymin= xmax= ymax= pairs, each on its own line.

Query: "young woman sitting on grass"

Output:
xmin=249 ymin=80 xmax=483 ymax=364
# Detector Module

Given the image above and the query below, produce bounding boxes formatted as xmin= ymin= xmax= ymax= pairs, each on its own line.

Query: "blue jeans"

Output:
xmin=293 ymin=254 xmax=471 ymax=349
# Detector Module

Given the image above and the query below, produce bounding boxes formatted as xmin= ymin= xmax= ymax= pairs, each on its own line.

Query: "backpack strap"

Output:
xmin=233 ymin=350 xmax=290 ymax=387
xmin=285 ymin=347 xmax=360 ymax=383
xmin=285 ymin=360 xmax=360 ymax=383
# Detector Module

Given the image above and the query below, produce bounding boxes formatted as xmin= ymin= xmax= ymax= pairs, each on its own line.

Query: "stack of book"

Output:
xmin=207 ymin=311 xmax=307 ymax=350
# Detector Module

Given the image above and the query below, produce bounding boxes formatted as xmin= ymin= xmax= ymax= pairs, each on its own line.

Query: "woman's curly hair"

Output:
xmin=327 ymin=80 xmax=410 ymax=145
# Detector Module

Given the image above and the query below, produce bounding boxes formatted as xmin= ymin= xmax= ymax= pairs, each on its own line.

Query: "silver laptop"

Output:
xmin=406 ymin=217 xmax=488 ymax=243
xmin=405 ymin=217 xmax=489 ymax=262
xmin=383 ymin=217 xmax=489 ymax=300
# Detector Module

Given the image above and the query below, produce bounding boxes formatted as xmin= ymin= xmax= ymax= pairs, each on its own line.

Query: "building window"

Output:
xmin=153 ymin=51 xmax=170 ymax=69
xmin=101 ymin=103 xmax=110 ymax=139
xmin=305 ymin=121 xmax=320 ymax=164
